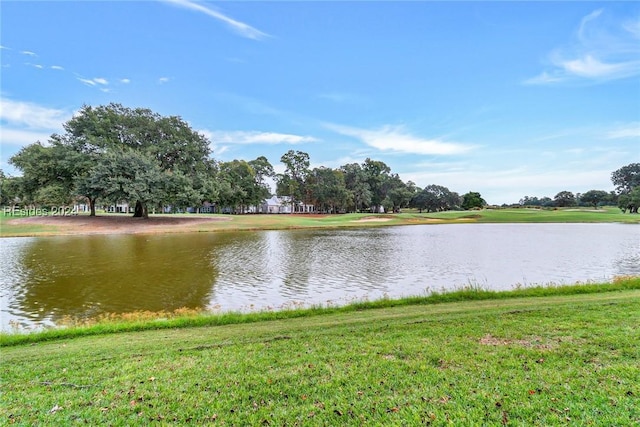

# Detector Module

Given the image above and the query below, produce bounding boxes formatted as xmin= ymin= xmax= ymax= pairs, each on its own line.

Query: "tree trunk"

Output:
xmin=133 ymin=200 xmax=149 ymax=219
xmin=88 ymin=197 xmax=96 ymax=217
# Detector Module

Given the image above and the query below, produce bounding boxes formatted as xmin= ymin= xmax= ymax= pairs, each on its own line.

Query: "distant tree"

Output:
xmin=611 ymin=163 xmax=640 ymax=194
xmin=217 ymin=160 xmax=266 ymax=213
xmin=617 ymin=187 xmax=640 ymax=214
xmin=81 ymin=149 xmax=170 ymax=218
xmin=362 ymin=158 xmax=392 ymax=212
xmin=540 ymin=197 xmax=554 ymax=208
xmin=276 ymin=150 xmax=310 ymax=213
xmin=461 ymin=191 xmax=486 ymax=210
xmin=61 ymin=103 xmax=212 ymax=218
xmin=579 ymin=190 xmax=609 ymax=209
xmin=413 ymin=185 xmax=461 ymax=212
xmin=307 ymin=167 xmax=348 ymax=213
xmin=553 ymin=191 xmax=576 ymax=207
xmin=248 ymin=156 xmax=275 ymax=202
xmin=340 ymin=163 xmax=371 ymax=212
xmin=9 ymin=141 xmax=90 ymax=209
xmin=519 ymin=196 xmax=541 ymax=207
xmin=611 ymin=163 xmax=640 ymax=213
xmin=0 ymin=170 xmax=21 ymax=206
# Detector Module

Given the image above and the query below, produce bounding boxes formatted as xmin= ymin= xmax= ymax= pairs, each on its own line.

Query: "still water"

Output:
xmin=1 ymin=223 xmax=638 ymax=330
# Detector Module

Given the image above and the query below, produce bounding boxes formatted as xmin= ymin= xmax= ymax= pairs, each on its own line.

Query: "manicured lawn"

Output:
xmin=405 ymin=206 xmax=640 ymax=223
xmin=1 ymin=206 xmax=638 ymax=237
xmin=3 ymin=287 xmax=639 ymax=425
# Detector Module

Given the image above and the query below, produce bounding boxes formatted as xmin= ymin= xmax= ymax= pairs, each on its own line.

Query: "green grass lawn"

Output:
xmin=3 ymin=284 xmax=639 ymax=425
xmin=403 ymin=206 xmax=640 ymax=223
xmin=1 ymin=206 xmax=638 ymax=237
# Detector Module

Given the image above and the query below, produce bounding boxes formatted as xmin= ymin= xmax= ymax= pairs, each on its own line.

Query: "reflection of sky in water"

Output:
xmin=1 ymin=223 xmax=639 ymax=330
xmin=208 ymin=223 xmax=640 ymax=312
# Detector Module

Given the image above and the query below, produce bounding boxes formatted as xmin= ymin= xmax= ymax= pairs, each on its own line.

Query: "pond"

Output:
xmin=1 ymin=223 xmax=638 ymax=331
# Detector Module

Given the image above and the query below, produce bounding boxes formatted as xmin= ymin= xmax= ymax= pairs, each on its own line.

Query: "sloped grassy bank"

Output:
xmin=2 ymin=278 xmax=639 ymax=425
xmin=2 ymin=277 xmax=639 ymax=346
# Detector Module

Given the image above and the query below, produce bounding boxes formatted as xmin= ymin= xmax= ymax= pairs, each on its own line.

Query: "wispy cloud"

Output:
xmin=25 ymin=63 xmax=43 ymax=69
xmin=160 ymin=0 xmax=269 ymax=40
xmin=0 ymin=128 xmax=53 ymax=147
xmin=120 ymin=78 xmax=131 ymax=84
xmin=525 ymin=9 xmax=640 ymax=84
xmin=20 ymin=50 xmax=37 ymax=56
xmin=325 ymin=123 xmax=475 ymax=156
xmin=0 ymin=98 xmax=74 ymax=150
xmin=77 ymin=77 xmax=109 ymax=86
xmin=606 ymin=122 xmax=640 ymax=139
xmin=205 ymin=130 xmax=318 ymax=145
xmin=158 ymin=77 xmax=170 ymax=84
xmin=50 ymin=65 xmax=64 ymax=70
xmin=0 ymin=98 xmax=71 ymax=130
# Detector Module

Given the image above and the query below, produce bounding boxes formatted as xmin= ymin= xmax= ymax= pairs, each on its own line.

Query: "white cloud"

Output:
xmin=77 ymin=77 xmax=109 ymax=87
xmin=403 ymin=167 xmax=614 ymax=205
xmin=158 ymin=77 xmax=170 ymax=84
xmin=20 ymin=50 xmax=37 ymax=56
xmin=0 ymin=128 xmax=52 ymax=147
xmin=26 ymin=63 xmax=43 ymax=69
xmin=50 ymin=65 xmax=64 ymax=70
xmin=0 ymin=98 xmax=71 ymax=130
xmin=0 ymin=99 xmax=73 ymax=153
xmin=559 ymin=54 xmax=640 ymax=79
xmin=325 ymin=123 xmax=474 ymax=155
xmin=120 ymin=78 xmax=131 ymax=84
xmin=525 ymin=9 xmax=640 ymax=84
xmin=161 ymin=0 xmax=270 ymax=40
xmin=606 ymin=122 xmax=640 ymax=139
xmin=77 ymin=78 xmax=96 ymax=86
xmin=206 ymin=130 xmax=318 ymax=145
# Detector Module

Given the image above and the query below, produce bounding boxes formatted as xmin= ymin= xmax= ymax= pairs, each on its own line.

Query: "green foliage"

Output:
xmin=340 ymin=162 xmax=371 ymax=212
xmin=83 ymin=149 xmax=171 ymax=217
xmin=579 ymin=189 xmax=609 ymax=209
xmin=412 ymin=184 xmax=461 ymax=212
xmin=553 ymin=190 xmax=576 ymax=207
xmin=611 ymin=163 xmax=640 ymax=213
xmin=0 ymin=170 xmax=22 ymax=206
xmin=611 ymin=163 xmax=640 ymax=194
xmin=8 ymin=142 xmax=86 ymax=206
xmin=461 ymin=191 xmax=486 ymax=210
xmin=217 ymin=160 xmax=263 ymax=213
xmin=617 ymin=187 xmax=640 ymax=214
xmin=276 ymin=150 xmax=310 ymax=211
xmin=9 ymin=103 xmax=214 ymax=218
xmin=307 ymin=167 xmax=348 ymax=213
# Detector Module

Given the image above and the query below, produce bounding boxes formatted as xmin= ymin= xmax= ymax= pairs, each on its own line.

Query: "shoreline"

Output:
xmin=1 ymin=207 xmax=638 ymax=237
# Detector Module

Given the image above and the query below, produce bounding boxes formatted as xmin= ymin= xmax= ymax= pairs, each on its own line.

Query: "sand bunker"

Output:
xmin=352 ymin=216 xmax=394 ymax=222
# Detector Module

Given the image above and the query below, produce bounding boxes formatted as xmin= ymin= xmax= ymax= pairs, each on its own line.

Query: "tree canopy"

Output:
xmin=611 ymin=163 xmax=640 ymax=213
xmin=5 ymin=103 xmax=637 ymax=217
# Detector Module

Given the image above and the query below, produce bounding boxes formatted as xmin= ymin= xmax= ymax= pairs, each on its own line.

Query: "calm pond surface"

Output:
xmin=1 ymin=223 xmax=638 ymax=331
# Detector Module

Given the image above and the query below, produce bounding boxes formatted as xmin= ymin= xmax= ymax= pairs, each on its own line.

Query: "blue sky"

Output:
xmin=1 ymin=1 xmax=639 ymax=204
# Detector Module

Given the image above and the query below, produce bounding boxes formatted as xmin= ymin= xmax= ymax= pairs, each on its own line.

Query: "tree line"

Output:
xmin=518 ymin=163 xmax=639 ymax=213
xmin=1 ymin=104 xmax=638 ymax=216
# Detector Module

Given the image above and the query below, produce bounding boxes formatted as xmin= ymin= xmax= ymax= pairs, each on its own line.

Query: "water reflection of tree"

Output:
xmin=12 ymin=234 xmax=223 ymax=326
